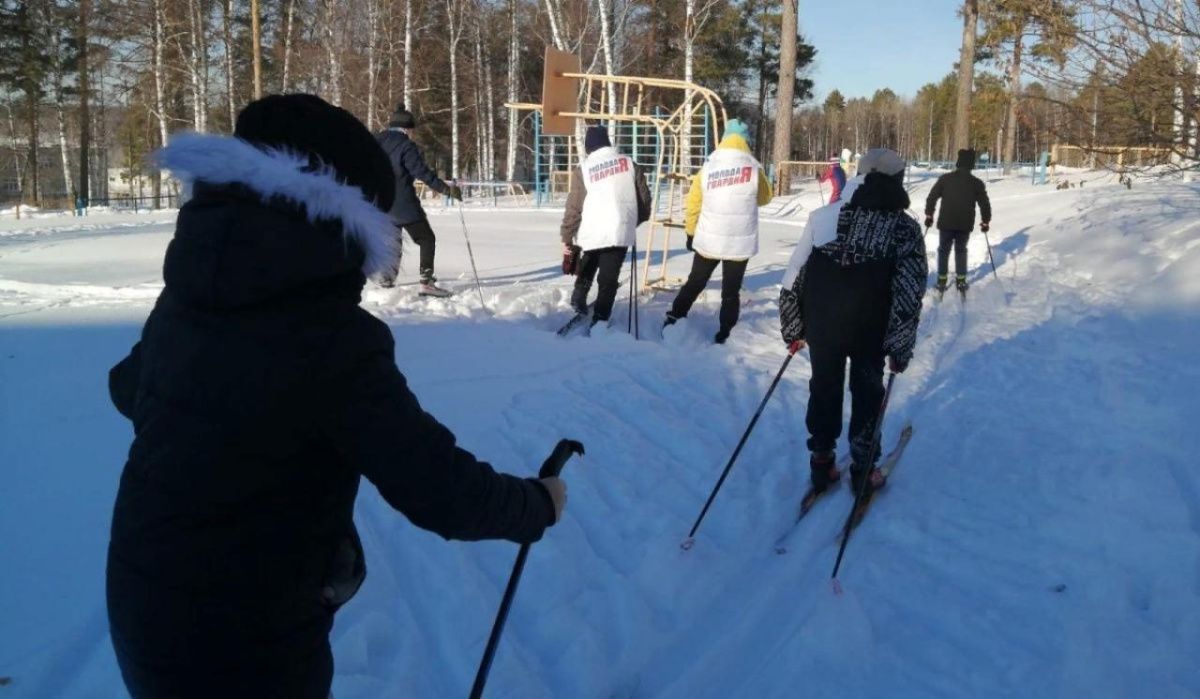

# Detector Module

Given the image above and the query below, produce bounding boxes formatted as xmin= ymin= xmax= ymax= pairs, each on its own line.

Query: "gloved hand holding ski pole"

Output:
xmin=469 ymin=439 xmax=584 ymax=699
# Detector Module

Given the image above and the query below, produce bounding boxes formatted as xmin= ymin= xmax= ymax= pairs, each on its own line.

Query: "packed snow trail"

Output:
xmin=1 ymin=177 xmax=1198 ymax=697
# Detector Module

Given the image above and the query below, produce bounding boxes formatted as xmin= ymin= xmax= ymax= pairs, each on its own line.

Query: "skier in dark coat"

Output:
xmin=375 ymin=102 xmax=463 ymax=297
xmin=105 ymin=95 xmax=565 ymax=699
xmin=924 ymin=148 xmax=992 ymax=295
xmin=780 ymin=148 xmax=927 ymax=495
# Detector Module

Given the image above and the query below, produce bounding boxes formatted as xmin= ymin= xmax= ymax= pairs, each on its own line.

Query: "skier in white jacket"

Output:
xmin=560 ymin=126 xmax=652 ymax=328
xmin=663 ymin=119 xmax=773 ymax=344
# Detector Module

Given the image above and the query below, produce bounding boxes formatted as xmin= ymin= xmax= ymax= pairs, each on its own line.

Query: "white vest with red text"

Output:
xmin=692 ymin=148 xmax=761 ymax=260
xmin=578 ymin=146 xmax=639 ymax=251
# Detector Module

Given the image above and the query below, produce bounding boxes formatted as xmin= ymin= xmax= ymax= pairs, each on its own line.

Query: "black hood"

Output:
xmin=153 ymin=134 xmax=399 ymax=310
xmin=956 ymin=149 xmax=976 ymax=170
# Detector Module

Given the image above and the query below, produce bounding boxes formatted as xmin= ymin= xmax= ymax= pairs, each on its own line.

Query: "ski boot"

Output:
xmin=714 ymin=327 xmax=731 ymax=345
xmin=849 ymin=463 xmax=887 ymax=497
xmin=955 ymin=275 xmax=969 ymax=298
xmin=934 ymin=275 xmax=948 ymax=300
xmin=810 ymin=450 xmax=841 ymax=493
xmin=418 ymin=274 xmax=453 ymax=298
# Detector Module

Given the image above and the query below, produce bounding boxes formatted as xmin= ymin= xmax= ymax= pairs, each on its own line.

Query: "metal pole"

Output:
xmin=468 ymin=440 xmax=584 ymax=699
xmin=681 ymin=344 xmax=800 ymax=549
xmin=831 ymin=372 xmax=897 ymax=581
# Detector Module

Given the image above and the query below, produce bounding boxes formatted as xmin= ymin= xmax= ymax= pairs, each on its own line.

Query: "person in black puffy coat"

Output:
xmin=375 ymin=103 xmax=462 ymax=297
xmin=105 ymin=94 xmax=565 ymax=699
xmin=924 ymin=148 xmax=992 ymax=294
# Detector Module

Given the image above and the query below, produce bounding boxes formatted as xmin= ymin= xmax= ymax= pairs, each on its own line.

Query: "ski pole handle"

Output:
xmin=539 ymin=439 xmax=585 ymax=479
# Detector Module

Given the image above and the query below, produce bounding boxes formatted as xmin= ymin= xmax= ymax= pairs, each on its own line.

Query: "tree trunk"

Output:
xmin=325 ymin=0 xmax=343 ymax=105
xmin=597 ymin=0 xmax=618 ymax=133
xmin=187 ymin=0 xmax=208 ymax=132
xmin=79 ymin=0 xmax=90 ymax=205
xmin=447 ymin=0 xmax=462 ymax=179
xmin=1002 ymin=29 xmax=1023 ymax=172
xmin=6 ymin=98 xmax=24 ymax=201
xmin=251 ymin=0 xmax=262 ymax=99
xmin=505 ymin=0 xmax=518 ymax=181
xmin=281 ymin=0 xmax=296 ymax=92
xmin=27 ymin=90 xmax=39 ymax=205
xmin=953 ymin=0 xmax=978 ymax=151
xmin=224 ymin=0 xmax=236 ymax=128
xmin=403 ymin=0 xmax=414 ymax=107
xmin=153 ymin=0 xmax=169 ymax=204
xmin=55 ymin=74 xmax=75 ymax=205
xmin=772 ymin=0 xmax=797 ymax=194
xmin=367 ymin=0 xmax=379 ymax=130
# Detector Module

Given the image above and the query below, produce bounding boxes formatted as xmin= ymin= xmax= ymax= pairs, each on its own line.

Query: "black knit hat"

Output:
xmin=584 ymin=125 xmax=611 ymax=154
xmin=388 ymin=102 xmax=416 ymax=129
xmin=956 ymin=148 xmax=977 ymax=170
xmin=234 ymin=93 xmax=396 ymax=213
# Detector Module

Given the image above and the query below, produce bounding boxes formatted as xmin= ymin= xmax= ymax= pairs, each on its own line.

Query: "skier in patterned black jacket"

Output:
xmin=779 ymin=148 xmax=927 ymax=496
xmin=105 ymin=95 xmax=566 ymax=699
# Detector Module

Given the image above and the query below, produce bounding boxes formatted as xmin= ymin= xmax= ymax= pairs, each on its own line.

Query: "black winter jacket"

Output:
xmin=107 ymin=135 xmax=553 ymax=699
xmin=925 ymin=162 xmax=992 ymax=232
xmin=376 ymin=128 xmax=450 ymax=225
xmin=780 ymin=175 xmax=928 ymax=364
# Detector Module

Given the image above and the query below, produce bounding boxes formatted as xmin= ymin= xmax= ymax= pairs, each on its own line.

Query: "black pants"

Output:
xmin=380 ymin=218 xmax=437 ymax=285
xmin=937 ymin=229 xmax=970 ymax=279
xmin=806 ymin=342 xmax=885 ymax=467
xmin=668 ymin=253 xmax=748 ymax=332
xmin=571 ymin=246 xmax=627 ymax=321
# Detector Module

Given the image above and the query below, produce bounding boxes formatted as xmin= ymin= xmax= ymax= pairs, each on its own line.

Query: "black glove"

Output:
xmin=980 ymin=221 xmax=990 ymax=233
xmin=562 ymin=245 xmax=581 ymax=275
xmin=888 ymin=356 xmax=909 ymax=374
xmin=685 ymin=235 xmax=694 ymax=251
xmin=923 ymin=216 xmax=933 ymax=229
xmin=446 ymin=184 xmax=463 ymax=201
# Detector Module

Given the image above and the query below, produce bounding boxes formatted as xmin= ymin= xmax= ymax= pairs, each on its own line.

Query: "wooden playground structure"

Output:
xmin=508 ymin=48 xmax=728 ymax=291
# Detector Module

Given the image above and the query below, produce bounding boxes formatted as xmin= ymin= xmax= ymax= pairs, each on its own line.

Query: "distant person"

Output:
xmin=106 ymin=94 xmax=566 ymax=699
xmin=375 ymin=102 xmax=463 ymax=297
xmin=779 ymin=148 xmax=927 ymax=495
xmin=559 ymin=125 xmax=652 ymax=330
xmin=924 ymin=148 xmax=991 ymax=297
xmin=664 ymin=118 xmax=773 ymax=344
xmin=818 ymin=154 xmax=846 ymax=203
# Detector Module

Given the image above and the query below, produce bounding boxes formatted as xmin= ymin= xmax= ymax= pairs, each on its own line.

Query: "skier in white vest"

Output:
xmin=664 ymin=119 xmax=773 ymax=343
xmin=560 ymin=125 xmax=652 ymax=328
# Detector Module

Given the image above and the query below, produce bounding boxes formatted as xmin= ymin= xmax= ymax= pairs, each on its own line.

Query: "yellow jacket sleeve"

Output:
xmin=684 ymin=173 xmax=704 ymax=235
xmin=756 ymin=170 xmax=773 ymax=206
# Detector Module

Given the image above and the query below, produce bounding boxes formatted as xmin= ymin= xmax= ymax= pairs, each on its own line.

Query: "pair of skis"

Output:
xmin=773 ymin=423 xmax=913 ymax=556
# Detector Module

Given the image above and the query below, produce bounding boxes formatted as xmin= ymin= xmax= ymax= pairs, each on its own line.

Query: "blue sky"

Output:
xmin=799 ymin=0 xmax=967 ymax=101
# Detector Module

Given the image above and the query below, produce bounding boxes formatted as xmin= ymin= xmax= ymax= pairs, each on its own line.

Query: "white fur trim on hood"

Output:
xmin=154 ymin=132 xmax=398 ymax=276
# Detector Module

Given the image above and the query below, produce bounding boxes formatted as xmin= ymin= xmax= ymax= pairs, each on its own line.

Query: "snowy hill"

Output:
xmin=1 ymin=174 xmax=1198 ymax=698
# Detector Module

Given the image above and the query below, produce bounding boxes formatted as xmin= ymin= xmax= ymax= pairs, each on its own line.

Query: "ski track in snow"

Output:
xmin=2 ymin=176 xmax=1199 ymax=698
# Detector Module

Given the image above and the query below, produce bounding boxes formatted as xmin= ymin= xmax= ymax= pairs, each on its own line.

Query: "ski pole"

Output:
xmin=681 ymin=342 xmax=801 ymax=550
xmin=981 ymin=228 xmax=999 ymax=282
xmin=628 ymin=243 xmax=639 ymax=339
xmin=469 ymin=439 xmax=584 ymax=699
xmin=455 ymin=196 xmax=488 ymax=312
xmin=831 ymin=371 xmax=896 ymax=585
xmin=816 ymin=176 xmax=826 ymax=206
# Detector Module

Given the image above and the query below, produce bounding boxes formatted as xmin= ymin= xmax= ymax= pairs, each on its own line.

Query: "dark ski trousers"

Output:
xmin=380 ymin=218 xmax=437 ymax=285
xmin=668 ymin=253 xmax=748 ymax=333
xmin=937 ymin=229 xmax=970 ymax=280
xmin=571 ymin=246 xmax=627 ymax=321
xmin=806 ymin=342 xmax=886 ymax=468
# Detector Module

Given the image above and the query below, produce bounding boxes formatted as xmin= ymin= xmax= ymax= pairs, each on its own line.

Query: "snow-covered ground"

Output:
xmin=2 ymin=172 xmax=1199 ymax=698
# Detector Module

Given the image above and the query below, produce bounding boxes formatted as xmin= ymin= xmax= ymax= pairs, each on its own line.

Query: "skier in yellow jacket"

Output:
xmin=663 ymin=119 xmax=773 ymax=344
